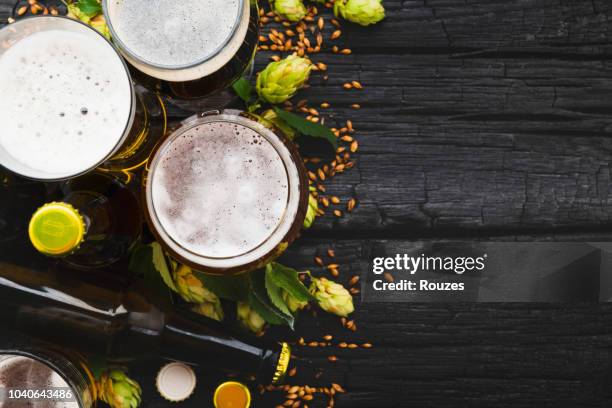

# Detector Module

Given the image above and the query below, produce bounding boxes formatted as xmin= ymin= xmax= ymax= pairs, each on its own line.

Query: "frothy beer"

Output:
xmin=106 ymin=0 xmax=241 ymax=69
xmin=146 ymin=113 xmax=307 ymax=274
xmin=0 ymin=355 xmax=79 ymax=408
xmin=0 ymin=18 xmax=133 ymax=180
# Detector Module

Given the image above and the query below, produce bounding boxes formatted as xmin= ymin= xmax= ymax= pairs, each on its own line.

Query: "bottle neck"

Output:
xmin=159 ymin=311 xmax=287 ymax=383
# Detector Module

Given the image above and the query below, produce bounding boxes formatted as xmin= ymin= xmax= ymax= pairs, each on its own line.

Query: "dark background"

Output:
xmin=3 ymin=0 xmax=612 ymax=407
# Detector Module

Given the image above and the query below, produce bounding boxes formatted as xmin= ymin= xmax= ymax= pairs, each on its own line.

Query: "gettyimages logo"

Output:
xmin=372 ymin=253 xmax=488 ymax=275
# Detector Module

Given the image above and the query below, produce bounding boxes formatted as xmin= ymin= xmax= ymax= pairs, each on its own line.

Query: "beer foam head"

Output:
xmin=0 ymin=355 xmax=79 ymax=408
xmin=150 ymin=121 xmax=291 ymax=260
xmin=0 ymin=18 xmax=133 ymax=180
xmin=106 ymin=0 xmax=242 ymax=68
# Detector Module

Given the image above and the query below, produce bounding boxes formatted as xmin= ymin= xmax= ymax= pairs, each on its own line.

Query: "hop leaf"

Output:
xmin=256 ymin=55 xmax=312 ymax=104
xmin=173 ymin=264 xmax=219 ymax=304
xmin=260 ymin=109 xmax=297 ymax=140
xmin=334 ymin=0 xmax=385 ymax=26
xmin=310 ymin=277 xmax=355 ymax=317
xmin=98 ymin=369 xmax=142 ymax=408
xmin=303 ymin=186 xmax=318 ymax=229
xmin=273 ymin=0 xmax=308 ymax=22
xmin=66 ymin=3 xmax=92 ymax=24
xmin=237 ymin=301 xmax=267 ymax=334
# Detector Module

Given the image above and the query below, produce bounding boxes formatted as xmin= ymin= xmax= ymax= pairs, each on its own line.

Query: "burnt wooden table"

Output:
xmin=3 ymin=1 xmax=612 ymax=407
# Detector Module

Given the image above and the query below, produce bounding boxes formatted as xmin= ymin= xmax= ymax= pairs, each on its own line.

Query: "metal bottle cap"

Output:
xmin=213 ymin=381 xmax=251 ymax=408
xmin=29 ymin=202 xmax=86 ymax=256
xmin=272 ymin=342 xmax=291 ymax=385
xmin=156 ymin=362 xmax=197 ymax=402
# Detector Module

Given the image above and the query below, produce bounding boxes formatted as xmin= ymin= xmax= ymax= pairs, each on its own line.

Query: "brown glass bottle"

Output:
xmin=29 ymin=172 xmax=142 ymax=269
xmin=0 ymin=256 xmax=290 ymax=384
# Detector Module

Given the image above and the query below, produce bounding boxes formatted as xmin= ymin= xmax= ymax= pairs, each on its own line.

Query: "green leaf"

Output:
xmin=273 ymin=107 xmax=337 ymax=149
xmin=129 ymin=244 xmax=173 ymax=306
xmin=194 ymin=272 xmax=250 ymax=302
xmin=247 ymin=101 xmax=262 ymax=113
xmin=248 ymin=292 xmax=285 ymax=325
xmin=77 ymin=0 xmax=102 ymax=17
xmin=86 ymin=355 xmax=108 ymax=380
xmin=232 ymin=77 xmax=253 ymax=103
xmin=250 ymin=269 xmax=294 ymax=328
xmin=266 ymin=263 xmax=315 ymax=302
xmin=128 ymin=243 xmax=152 ymax=278
xmin=151 ymin=242 xmax=177 ymax=293
xmin=265 ymin=272 xmax=293 ymax=317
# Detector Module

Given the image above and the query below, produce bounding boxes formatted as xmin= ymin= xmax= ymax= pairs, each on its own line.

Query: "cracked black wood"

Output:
xmin=3 ymin=0 xmax=612 ymax=407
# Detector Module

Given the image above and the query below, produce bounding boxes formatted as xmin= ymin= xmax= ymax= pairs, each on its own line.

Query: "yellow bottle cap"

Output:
xmin=272 ymin=342 xmax=291 ymax=385
xmin=29 ymin=202 xmax=86 ymax=256
xmin=213 ymin=381 xmax=251 ymax=408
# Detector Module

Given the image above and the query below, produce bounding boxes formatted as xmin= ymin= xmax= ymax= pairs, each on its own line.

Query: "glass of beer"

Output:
xmin=144 ymin=110 xmax=309 ymax=275
xmin=0 ymin=349 xmax=95 ymax=408
xmin=102 ymin=0 xmax=259 ymax=111
xmin=0 ymin=16 xmax=166 ymax=182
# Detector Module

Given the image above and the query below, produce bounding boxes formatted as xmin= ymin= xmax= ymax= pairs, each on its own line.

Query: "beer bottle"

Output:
xmin=28 ymin=172 xmax=142 ymax=269
xmin=0 ymin=259 xmax=291 ymax=385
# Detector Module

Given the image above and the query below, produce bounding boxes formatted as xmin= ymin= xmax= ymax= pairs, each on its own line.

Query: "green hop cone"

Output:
xmin=66 ymin=3 xmax=92 ymax=24
xmin=334 ymin=0 xmax=385 ymax=26
xmin=310 ymin=277 xmax=354 ymax=317
xmin=98 ymin=369 xmax=142 ymax=408
xmin=256 ymin=55 xmax=312 ymax=104
xmin=273 ymin=0 xmax=308 ymax=22
xmin=90 ymin=15 xmax=111 ymax=40
xmin=173 ymin=264 xmax=218 ymax=304
xmin=237 ymin=302 xmax=266 ymax=334
xmin=282 ymin=289 xmax=308 ymax=313
xmin=303 ymin=186 xmax=318 ymax=229
xmin=66 ymin=3 xmax=110 ymax=39
xmin=192 ymin=298 xmax=224 ymax=322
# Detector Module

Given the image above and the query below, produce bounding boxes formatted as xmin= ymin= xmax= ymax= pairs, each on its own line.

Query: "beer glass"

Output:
xmin=0 ymin=16 xmax=166 ymax=182
xmin=102 ymin=0 xmax=259 ymax=111
xmin=0 ymin=349 xmax=95 ymax=408
xmin=143 ymin=110 xmax=309 ymax=275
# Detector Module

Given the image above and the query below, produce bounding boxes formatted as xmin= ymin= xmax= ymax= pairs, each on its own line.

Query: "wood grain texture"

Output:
xmin=2 ymin=1 xmax=612 ymax=407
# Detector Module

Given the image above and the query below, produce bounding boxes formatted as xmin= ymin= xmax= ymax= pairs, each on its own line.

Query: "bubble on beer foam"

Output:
xmin=0 ymin=355 xmax=80 ymax=407
xmin=0 ymin=30 xmax=132 ymax=178
xmin=109 ymin=0 xmax=240 ymax=67
xmin=152 ymin=122 xmax=290 ymax=258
